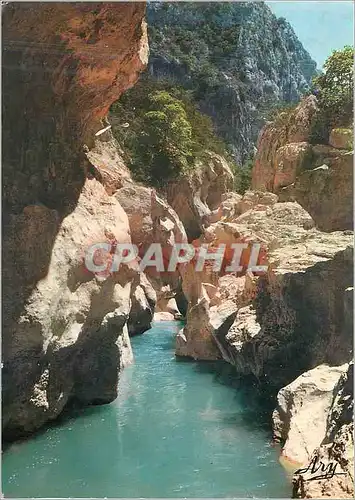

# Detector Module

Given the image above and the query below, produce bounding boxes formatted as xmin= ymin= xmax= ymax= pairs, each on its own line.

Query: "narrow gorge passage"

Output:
xmin=3 ymin=321 xmax=290 ymax=498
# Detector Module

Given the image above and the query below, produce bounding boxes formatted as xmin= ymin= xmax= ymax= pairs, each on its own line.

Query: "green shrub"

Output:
xmin=231 ymin=158 xmax=253 ymax=194
xmin=257 ymin=98 xmax=297 ymax=125
xmin=310 ymin=46 xmax=354 ymax=142
xmin=110 ymin=80 xmax=237 ymax=188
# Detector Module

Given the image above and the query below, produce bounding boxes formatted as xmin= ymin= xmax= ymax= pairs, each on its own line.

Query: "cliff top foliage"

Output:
xmin=267 ymin=46 xmax=354 ymax=144
xmin=309 ymin=45 xmax=354 ymax=143
xmin=312 ymin=46 xmax=353 ymax=125
xmin=110 ymin=79 xmax=249 ymax=190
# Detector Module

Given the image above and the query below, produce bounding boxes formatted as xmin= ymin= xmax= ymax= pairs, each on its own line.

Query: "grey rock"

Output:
xmin=147 ymin=3 xmax=316 ymax=163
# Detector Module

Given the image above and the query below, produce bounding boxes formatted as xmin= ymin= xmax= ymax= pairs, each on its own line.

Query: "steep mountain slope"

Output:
xmin=146 ymin=1 xmax=317 ymax=163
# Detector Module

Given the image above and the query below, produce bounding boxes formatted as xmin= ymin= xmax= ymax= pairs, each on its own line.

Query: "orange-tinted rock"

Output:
xmin=251 ymin=95 xmax=353 ymax=232
xmin=2 ymin=2 xmax=148 ymax=440
xmin=252 ymin=120 xmax=288 ymax=191
xmin=329 ymin=128 xmax=353 ymax=150
xmin=86 ymin=135 xmax=132 ymax=195
xmin=287 ymin=95 xmax=319 ymax=143
xmin=252 ymin=96 xmax=317 ymax=191
xmin=273 ymin=142 xmax=312 ymax=191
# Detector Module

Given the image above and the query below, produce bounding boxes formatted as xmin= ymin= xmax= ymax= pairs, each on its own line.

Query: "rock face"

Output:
xmin=115 ymin=181 xmax=188 ymax=327
xmin=3 ymin=2 xmax=148 ymax=212
xmin=2 ymin=3 xmax=148 ymax=440
xmin=272 ymin=364 xmax=348 ymax=464
xmin=176 ymin=298 xmax=238 ymax=361
xmin=85 ymin=135 xmax=132 ymax=195
xmin=290 ymin=151 xmax=353 ymax=232
xmin=175 ymin=191 xmax=281 ymax=362
xmin=155 ymin=290 xmax=182 ymax=321
xmin=221 ymin=235 xmax=353 ymax=390
xmin=292 ymin=364 xmax=354 ymax=498
xmin=127 ymin=273 xmax=157 ymax=336
xmin=2 ymin=11 xmax=352 ymax=500
xmin=116 ymin=184 xmax=187 ymax=263
xmin=3 ymin=178 xmax=137 ymax=438
xmin=175 ymin=184 xmax=353 ymax=498
xmin=178 ymin=187 xmax=353 ymax=389
xmin=146 ymin=2 xmax=316 ymax=163
xmin=252 ymin=96 xmax=353 ymax=232
xmin=167 ymin=152 xmax=234 ymax=241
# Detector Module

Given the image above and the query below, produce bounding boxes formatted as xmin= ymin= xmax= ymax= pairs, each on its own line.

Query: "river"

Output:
xmin=2 ymin=321 xmax=290 ymax=498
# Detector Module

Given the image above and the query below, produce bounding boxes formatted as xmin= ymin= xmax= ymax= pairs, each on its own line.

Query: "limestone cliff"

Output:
xmin=146 ymin=2 xmax=317 ymax=163
xmin=167 ymin=152 xmax=234 ymax=241
xmin=252 ymin=96 xmax=353 ymax=231
xmin=272 ymin=363 xmax=349 ymax=464
xmin=115 ymin=180 xmax=188 ymax=326
xmin=175 ymin=183 xmax=353 ymax=497
xmin=175 ymin=190 xmax=353 ymax=391
xmin=222 ymin=234 xmax=353 ymax=389
xmin=2 ymin=2 xmax=148 ymax=440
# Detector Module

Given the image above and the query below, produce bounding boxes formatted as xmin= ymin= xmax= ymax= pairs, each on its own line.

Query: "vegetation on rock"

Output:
xmin=310 ymin=46 xmax=354 ymax=143
xmin=231 ymin=158 xmax=253 ymax=195
xmin=111 ymin=80 xmax=251 ymax=191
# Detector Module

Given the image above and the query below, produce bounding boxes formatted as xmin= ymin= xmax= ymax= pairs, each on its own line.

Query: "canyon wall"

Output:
xmin=2 ymin=4 xmax=353 ymax=498
xmin=2 ymin=2 xmax=148 ymax=440
xmin=252 ymin=96 xmax=353 ymax=232
xmin=174 ymin=185 xmax=353 ymax=497
xmin=169 ymin=99 xmax=353 ymax=498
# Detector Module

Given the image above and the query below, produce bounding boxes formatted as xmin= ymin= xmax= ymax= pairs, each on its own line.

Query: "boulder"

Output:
xmin=219 ymin=304 xmax=261 ymax=367
xmin=273 ymin=142 xmax=313 ymax=191
xmin=215 ymin=192 xmax=242 ymax=222
xmin=85 ymin=134 xmax=132 ymax=195
xmin=287 ymin=95 xmax=319 ymax=143
xmin=292 ymin=364 xmax=354 ymax=498
xmin=251 ymin=96 xmax=353 ymax=232
xmin=292 ymin=152 xmax=353 ymax=231
xmin=176 ymin=296 xmax=238 ymax=361
xmin=252 ymin=120 xmax=288 ymax=192
xmin=272 ymin=364 xmax=348 ymax=464
xmin=232 ymin=201 xmax=314 ymax=250
xmin=154 ymin=311 xmax=175 ymax=322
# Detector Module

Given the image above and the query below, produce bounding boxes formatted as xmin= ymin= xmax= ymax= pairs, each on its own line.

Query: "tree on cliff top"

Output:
xmin=110 ymin=81 xmax=236 ymax=188
xmin=137 ymin=91 xmax=194 ymax=186
xmin=312 ymin=46 xmax=354 ymax=129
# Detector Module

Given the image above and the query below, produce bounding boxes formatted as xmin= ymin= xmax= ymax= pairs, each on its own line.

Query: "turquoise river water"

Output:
xmin=2 ymin=321 xmax=290 ymax=498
